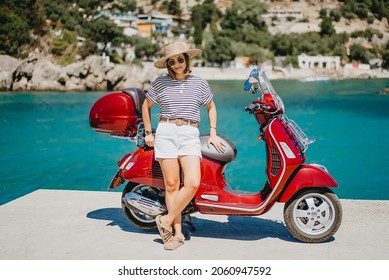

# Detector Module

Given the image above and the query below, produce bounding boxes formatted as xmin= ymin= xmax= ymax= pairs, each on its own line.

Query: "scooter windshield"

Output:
xmin=244 ymin=68 xmax=285 ymax=113
xmin=259 ymin=71 xmax=285 ymax=113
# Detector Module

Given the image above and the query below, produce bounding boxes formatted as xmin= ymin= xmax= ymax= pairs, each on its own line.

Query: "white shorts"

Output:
xmin=154 ymin=122 xmax=201 ymax=159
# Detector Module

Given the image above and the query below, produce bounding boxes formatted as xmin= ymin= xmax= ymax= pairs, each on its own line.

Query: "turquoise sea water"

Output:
xmin=1 ymin=78 xmax=389 ymax=205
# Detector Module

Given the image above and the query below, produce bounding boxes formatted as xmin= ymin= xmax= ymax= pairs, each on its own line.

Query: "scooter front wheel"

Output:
xmin=283 ymin=188 xmax=342 ymax=243
xmin=121 ymin=182 xmax=163 ymax=230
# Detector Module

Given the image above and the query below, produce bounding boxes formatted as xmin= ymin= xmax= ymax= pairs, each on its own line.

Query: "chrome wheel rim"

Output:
xmin=292 ymin=193 xmax=336 ymax=235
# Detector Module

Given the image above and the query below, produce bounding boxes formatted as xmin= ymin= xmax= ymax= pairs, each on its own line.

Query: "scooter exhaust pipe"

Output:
xmin=122 ymin=192 xmax=166 ymax=217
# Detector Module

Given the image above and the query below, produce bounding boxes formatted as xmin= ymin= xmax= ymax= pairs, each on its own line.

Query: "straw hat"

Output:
xmin=154 ymin=42 xmax=202 ymax=69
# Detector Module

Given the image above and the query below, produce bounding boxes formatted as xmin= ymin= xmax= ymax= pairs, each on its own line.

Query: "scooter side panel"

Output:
xmin=266 ymin=119 xmax=305 ymax=186
xmin=263 ymin=119 xmax=305 ymax=201
xmin=195 ymin=156 xmax=231 ymax=205
xmin=120 ymin=148 xmax=166 ymax=188
xmin=195 ymin=157 xmax=263 ymax=215
xmin=278 ymin=164 xmax=339 ymax=203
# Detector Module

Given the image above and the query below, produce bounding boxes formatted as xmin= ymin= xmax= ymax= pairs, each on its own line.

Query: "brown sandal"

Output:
xmin=156 ymin=215 xmax=173 ymax=243
xmin=164 ymin=236 xmax=184 ymax=250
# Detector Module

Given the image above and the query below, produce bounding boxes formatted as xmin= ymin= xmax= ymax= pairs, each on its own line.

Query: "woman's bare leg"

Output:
xmin=161 ymin=155 xmax=201 ymax=236
xmin=158 ymin=158 xmax=182 ymax=236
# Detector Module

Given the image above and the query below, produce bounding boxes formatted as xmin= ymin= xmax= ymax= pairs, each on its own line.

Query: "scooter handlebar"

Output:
xmin=244 ymin=103 xmax=269 ymax=113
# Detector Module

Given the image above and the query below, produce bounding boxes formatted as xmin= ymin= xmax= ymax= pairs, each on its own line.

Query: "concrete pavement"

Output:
xmin=0 ymin=189 xmax=388 ymax=260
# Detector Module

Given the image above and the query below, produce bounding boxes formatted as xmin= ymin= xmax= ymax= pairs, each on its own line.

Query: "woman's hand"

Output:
xmin=145 ymin=133 xmax=155 ymax=147
xmin=208 ymin=134 xmax=225 ymax=153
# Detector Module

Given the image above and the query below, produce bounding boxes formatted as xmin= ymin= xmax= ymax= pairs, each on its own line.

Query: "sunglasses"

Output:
xmin=167 ymin=57 xmax=185 ymax=67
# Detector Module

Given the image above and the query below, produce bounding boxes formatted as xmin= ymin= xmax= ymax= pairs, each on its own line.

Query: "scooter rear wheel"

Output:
xmin=283 ymin=188 xmax=342 ymax=243
xmin=121 ymin=182 xmax=163 ymax=230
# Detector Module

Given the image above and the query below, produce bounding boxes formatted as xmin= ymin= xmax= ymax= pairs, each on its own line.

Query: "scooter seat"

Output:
xmin=200 ymin=134 xmax=237 ymax=163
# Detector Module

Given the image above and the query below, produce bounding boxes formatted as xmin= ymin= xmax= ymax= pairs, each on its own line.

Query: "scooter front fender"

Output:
xmin=279 ymin=164 xmax=338 ymax=203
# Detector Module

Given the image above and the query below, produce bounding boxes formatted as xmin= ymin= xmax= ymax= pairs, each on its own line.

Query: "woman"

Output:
xmin=141 ymin=41 xmax=225 ymax=250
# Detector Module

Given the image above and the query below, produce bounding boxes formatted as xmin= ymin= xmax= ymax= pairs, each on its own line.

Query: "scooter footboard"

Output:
xmin=278 ymin=164 xmax=338 ymax=203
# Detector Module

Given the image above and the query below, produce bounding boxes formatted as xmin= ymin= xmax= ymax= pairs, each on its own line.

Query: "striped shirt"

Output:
xmin=146 ymin=75 xmax=213 ymax=122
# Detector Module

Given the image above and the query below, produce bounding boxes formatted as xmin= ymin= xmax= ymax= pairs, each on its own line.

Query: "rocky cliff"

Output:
xmin=0 ymin=54 xmax=162 ymax=92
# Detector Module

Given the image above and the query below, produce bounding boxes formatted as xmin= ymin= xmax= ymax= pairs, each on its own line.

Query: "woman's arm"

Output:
xmin=206 ymin=100 xmax=225 ymax=153
xmin=142 ymin=98 xmax=155 ymax=146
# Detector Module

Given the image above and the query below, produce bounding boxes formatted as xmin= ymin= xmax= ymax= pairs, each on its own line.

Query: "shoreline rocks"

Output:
xmin=1 ymin=54 xmax=388 ymax=92
xmin=0 ymin=54 xmax=162 ymax=92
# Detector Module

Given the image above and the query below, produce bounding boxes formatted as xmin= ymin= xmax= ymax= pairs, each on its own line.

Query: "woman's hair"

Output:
xmin=167 ymin=53 xmax=191 ymax=79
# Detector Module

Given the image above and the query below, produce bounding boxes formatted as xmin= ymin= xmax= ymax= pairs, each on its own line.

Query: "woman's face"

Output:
xmin=167 ymin=54 xmax=186 ymax=75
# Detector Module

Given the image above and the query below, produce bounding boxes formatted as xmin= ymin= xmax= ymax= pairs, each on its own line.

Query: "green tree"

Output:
xmin=271 ymin=34 xmax=297 ymax=56
xmin=209 ymin=5 xmax=219 ymax=35
xmin=236 ymin=42 xmax=270 ymax=65
xmin=159 ymin=0 xmax=182 ymax=17
xmin=349 ymin=44 xmax=369 ymax=63
xmin=202 ymin=0 xmax=221 ymax=31
xmin=330 ymin=10 xmax=342 ymax=22
xmin=340 ymin=0 xmax=389 ymax=21
xmin=78 ymin=0 xmax=102 ymax=15
xmin=51 ymin=28 xmax=76 ymax=56
xmin=354 ymin=2 xmax=369 ymax=19
xmin=231 ymin=0 xmax=267 ymax=28
xmin=3 ymin=0 xmax=46 ymax=33
xmin=221 ymin=6 xmax=239 ymax=31
xmin=130 ymin=37 xmax=160 ymax=60
xmin=320 ymin=16 xmax=336 ymax=37
xmin=327 ymin=33 xmax=349 ymax=60
xmin=284 ymin=55 xmax=298 ymax=68
xmin=371 ymin=0 xmax=389 ymax=20
xmin=219 ymin=0 xmax=268 ymax=47
xmin=190 ymin=0 xmax=220 ymax=47
xmin=319 ymin=8 xmax=328 ymax=18
xmin=191 ymin=5 xmax=203 ymax=47
xmin=300 ymin=33 xmax=323 ymax=55
xmin=165 ymin=0 xmax=182 ymax=17
xmin=123 ymin=0 xmax=137 ymax=11
xmin=239 ymin=25 xmax=271 ymax=49
xmin=42 ymin=1 xmax=83 ymax=31
xmin=0 ymin=8 xmax=30 ymax=56
xmin=204 ymin=36 xmax=235 ymax=66
xmin=231 ymin=41 xmax=269 ymax=64
xmin=0 ymin=0 xmax=46 ymax=56
xmin=82 ymin=16 xmax=123 ymax=52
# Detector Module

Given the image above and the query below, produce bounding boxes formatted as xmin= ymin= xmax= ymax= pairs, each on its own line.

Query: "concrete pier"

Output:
xmin=0 ymin=189 xmax=388 ymax=260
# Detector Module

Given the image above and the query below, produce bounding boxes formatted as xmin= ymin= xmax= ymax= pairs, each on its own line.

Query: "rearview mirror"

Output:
xmin=243 ymin=79 xmax=251 ymax=91
xmin=243 ymin=68 xmax=260 ymax=92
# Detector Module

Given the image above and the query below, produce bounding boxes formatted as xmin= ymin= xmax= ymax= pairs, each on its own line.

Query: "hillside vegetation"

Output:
xmin=1 ymin=0 xmax=389 ymax=68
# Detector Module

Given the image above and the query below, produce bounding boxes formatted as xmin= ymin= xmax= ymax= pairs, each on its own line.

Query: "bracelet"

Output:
xmin=210 ymin=126 xmax=216 ymax=129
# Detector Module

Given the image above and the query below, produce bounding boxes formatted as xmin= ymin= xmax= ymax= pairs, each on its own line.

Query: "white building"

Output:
xmin=298 ymin=53 xmax=341 ymax=70
xmin=262 ymin=9 xmax=304 ymax=21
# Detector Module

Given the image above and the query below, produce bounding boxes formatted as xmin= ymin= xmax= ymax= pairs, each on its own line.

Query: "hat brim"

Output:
xmin=154 ymin=49 xmax=202 ymax=69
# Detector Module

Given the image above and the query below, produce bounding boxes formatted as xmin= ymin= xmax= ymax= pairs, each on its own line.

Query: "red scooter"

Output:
xmin=89 ymin=68 xmax=342 ymax=243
